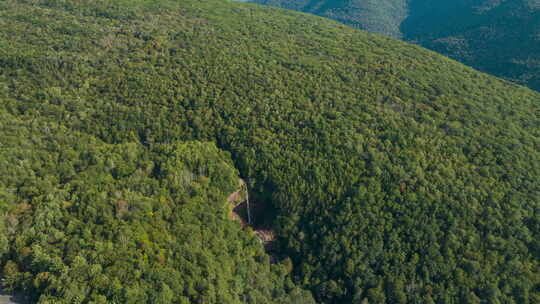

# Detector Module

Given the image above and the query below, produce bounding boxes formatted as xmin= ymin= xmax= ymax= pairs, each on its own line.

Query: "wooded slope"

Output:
xmin=253 ymin=0 xmax=540 ymax=91
xmin=1 ymin=0 xmax=539 ymax=303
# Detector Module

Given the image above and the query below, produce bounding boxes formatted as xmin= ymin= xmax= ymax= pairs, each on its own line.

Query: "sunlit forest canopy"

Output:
xmin=0 ymin=0 xmax=539 ymax=303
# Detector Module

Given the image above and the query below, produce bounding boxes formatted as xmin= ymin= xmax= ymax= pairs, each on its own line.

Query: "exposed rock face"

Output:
xmin=227 ymin=179 xmax=277 ymax=260
xmin=0 ymin=286 xmax=27 ymax=304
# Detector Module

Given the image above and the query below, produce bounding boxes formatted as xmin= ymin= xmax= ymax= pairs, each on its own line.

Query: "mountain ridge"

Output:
xmin=252 ymin=0 xmax=540 ymax=91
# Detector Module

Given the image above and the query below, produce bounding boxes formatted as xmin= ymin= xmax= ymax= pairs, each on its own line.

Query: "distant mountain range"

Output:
xmin=253 ymin=0 xmax=540 ymax=91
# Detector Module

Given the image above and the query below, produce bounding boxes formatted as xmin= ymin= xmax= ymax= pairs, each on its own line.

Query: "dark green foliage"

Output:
xmin=0 ymin=0 xmax=539 ymax=303
xmin=406 ymin=0 xmax=540 ymax=92
xmin=252 ymin=0 xmax=540 ymax=92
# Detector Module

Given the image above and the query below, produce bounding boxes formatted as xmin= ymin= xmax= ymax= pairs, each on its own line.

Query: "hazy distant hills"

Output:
xmin=253 ymin=0 xmax=540 ymax=91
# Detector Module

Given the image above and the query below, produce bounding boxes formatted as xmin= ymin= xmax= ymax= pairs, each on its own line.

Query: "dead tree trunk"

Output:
xmin=244 ymin=182 xmax=251 ymax=225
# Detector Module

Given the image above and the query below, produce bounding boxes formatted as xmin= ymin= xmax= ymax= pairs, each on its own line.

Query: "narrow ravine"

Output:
xmin=227 ymin=179 xmax=278 ymax=262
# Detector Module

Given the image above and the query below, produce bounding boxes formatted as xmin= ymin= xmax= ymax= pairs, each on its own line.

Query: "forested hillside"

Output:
xmin=406 ymin=0 xmax=540 ymax=92
xmin=0 ymin=105 xmax=312 ymax=303
xmin=252 ymin=0 xmax=540 ymax=91
xmin=1 ymin=0 xmax=540 ymax=303
xmin=253 ymin=0 xmax=409 ymax=38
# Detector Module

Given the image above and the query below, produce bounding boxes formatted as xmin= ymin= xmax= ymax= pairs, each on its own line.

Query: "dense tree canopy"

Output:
xmin=0 ymin=107 xmax=313 ymax=303
xmin=253 ymin=0 xmax=409 ymax=38
xmin=252 ymin=0 xmax=540 ymax=92
xmin=0 ymin=0 xmax=539 ymax=303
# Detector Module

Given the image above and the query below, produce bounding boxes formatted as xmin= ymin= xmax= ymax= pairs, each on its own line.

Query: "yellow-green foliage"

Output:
xmin=0 ymin=0 xmax=539 ymax=303
xmin=0 ymin=108 xmax=312 ymax=303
